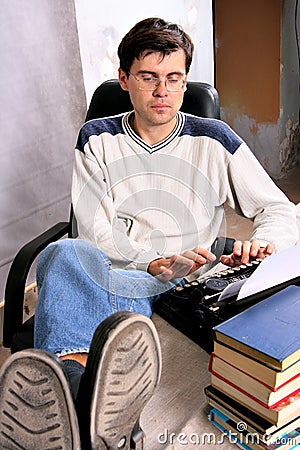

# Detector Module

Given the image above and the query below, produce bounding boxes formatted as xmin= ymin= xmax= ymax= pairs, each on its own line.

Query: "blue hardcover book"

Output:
xmin=209 ymin=408 xmax=252 ymax=449
xmin=213 ymin=285 xmax=300 ymax=370
xmin=209 ymin=408 xmax=300 ymax=449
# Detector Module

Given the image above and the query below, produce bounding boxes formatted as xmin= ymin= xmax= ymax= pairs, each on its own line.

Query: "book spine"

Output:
xmin=211 ymin=372 xmax=300 ymax=409
xmin=210 ymin=353 xmax=300 ymax=391
xmin=209 ymin=408 xmax=256 ymax=450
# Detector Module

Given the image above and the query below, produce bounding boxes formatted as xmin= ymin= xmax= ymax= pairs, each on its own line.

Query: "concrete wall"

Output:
xmin=280 ymin=0 xmax=300 ymax=174
xmin=214 ymin=0 xmax=282 ymax=177
xmin=0 ymin=0 xmax=214 ymax=301
xmin=214 ymin=0 xmax=300 ymax=178
xmin=74 ymin=0 xmax=214 ymax=104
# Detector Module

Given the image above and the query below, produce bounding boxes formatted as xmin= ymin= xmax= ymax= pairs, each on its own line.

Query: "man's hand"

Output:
xmin=148 ymin=247 xmax=216 ymax=282
xmin=220 ymin=239 xmax=274 ymax=267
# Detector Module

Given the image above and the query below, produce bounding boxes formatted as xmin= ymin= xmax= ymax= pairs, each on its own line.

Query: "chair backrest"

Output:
xmin=85 ymin=79 xmax=220 ymax=121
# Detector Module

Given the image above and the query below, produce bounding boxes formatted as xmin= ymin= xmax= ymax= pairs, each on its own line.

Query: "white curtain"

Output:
xmin=0 ymin=0 xmax=87 ymax=298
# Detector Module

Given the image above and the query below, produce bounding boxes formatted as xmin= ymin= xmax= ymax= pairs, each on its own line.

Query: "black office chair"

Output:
xmin=3 ymin=79 xmax=231 ymax=353
xmin=86 ymin=79 xmax=220 ymax=121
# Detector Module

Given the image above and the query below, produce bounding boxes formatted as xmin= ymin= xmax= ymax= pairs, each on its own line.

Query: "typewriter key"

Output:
xmin=204 ymin=277 xmax=229 ymax=292
xmin=175 ymin=286 xmax=184 ymax=291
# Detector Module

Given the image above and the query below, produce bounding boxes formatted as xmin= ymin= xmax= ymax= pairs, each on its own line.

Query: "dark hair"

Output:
xmin=118 ymin=18 xmax=194 ymax=75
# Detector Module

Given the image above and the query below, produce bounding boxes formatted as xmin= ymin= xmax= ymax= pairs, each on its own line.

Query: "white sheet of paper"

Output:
xmin=218 ymin=278 xmax=247 ymax=302
xmin=236 ymin=244 xmax=300 ymax=301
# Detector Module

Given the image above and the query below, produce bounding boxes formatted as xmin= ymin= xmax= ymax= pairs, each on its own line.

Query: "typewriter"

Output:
xmin=153 ymin=259 xmax=263 ymax=352
xmin=154 ymin=244 xmax=300 ymax=352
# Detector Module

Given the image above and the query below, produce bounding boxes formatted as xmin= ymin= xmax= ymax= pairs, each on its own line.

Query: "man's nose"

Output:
xmin=153 ymin=80 xmax=168 ymax=96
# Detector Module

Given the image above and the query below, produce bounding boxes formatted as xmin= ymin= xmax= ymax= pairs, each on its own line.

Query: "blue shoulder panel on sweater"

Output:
xmin=180 ymin=115 xmax=243 ymax=155
xmin=76 ymin=115 xmax=124 ymax=152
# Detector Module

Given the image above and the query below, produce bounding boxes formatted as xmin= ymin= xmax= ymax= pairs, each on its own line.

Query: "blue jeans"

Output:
xmin=34 ymin=239 xmax=179 ymax=356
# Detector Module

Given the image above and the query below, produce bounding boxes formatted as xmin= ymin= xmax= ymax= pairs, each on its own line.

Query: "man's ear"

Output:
xmin=183 ymin=72 xmax=189 ymax=92
xmin=118 ymin=68 xmax=129 ymax=91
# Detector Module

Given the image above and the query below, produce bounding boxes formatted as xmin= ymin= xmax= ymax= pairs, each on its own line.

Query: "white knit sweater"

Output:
xmin=72 ymin=111 xmax=298 ymax=277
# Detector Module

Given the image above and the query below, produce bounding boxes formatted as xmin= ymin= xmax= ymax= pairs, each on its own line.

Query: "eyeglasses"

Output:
xmin=129 ymin=72 xmax=187 ymax=92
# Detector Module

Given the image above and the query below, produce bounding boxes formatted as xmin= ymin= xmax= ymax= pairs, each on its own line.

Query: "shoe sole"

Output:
xmin=86 ymin=312 xmax=162 ymax=450
xmin=0 ymin=349 xmax=81 ymax=449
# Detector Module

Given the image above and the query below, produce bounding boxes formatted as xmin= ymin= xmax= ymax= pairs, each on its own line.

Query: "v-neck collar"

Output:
xmin=123 ymin=111 xmax=185 ymax=153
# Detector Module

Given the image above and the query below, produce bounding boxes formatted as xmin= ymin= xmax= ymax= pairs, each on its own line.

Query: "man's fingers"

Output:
xmin=157 ymin=261 xmax=192 ymax=280
xmin=249 ymin=239 xmax=261 ymax=257
xmin=241 ymin=240 xmax=251 ymax=264
xmin=152 ymin=247 xmax=218 ymax=281
xmin=221 ymin=240 xmax=275 ymax=267
xmin=220 ymin=254 xmax=236 ymax=267
xmin=265 ymin=244 xmax=275 ymax=255
xmin=171 ymin=253 xmax=195 ymax=267
xmin=183 ymin=248 xmax=216 ymax=264
xmin=257 ymin=243 xmax=275 ymax=258
xmin=193 ymin=247 xmax=217 ymax=262
xmin=181 ymin=250 xmax=206 ymax=265
xmin=156 ymin=265 xmax=174 ymax=282
xmin=232 ymin=240 xmax=258 ymax=264
xmin=232 ymin=240 xmax=242 ymax=257
xmin=169 ymin=254 xmax=195 ymax=277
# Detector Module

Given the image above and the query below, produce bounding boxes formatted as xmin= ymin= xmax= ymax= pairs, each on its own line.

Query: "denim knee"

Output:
xmin=37 ymin=239 xmax=111 ymax=289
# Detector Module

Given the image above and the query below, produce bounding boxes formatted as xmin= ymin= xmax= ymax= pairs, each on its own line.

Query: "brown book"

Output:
xmin=211 ymin=374 xmax=300 ymax=427
xmin=206 ymin=395 xmax=300 ymax=446
xmin=209 ymin=352 xmax=300 ymax=407
xmin=213 ymin=341 xmax=300 ymax=390
xmin=205 ymin=384 xmax=300 ymax=439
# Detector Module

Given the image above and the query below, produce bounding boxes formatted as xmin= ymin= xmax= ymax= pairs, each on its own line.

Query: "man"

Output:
xmin=0 ymin=18 xmax=298 ymax=450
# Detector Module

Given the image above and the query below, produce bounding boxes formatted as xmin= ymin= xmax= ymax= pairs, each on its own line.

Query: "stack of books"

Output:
xmin=205 ymin=284 xmax=300 ymax=449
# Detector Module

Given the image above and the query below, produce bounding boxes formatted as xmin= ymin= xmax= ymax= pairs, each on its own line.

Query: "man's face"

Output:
xmin=119 ymin=49 xmax=187 ymax=131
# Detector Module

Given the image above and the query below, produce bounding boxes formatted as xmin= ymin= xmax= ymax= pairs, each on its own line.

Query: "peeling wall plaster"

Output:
xmin=221 ymin=108 xmax=282 ymax=177
xmin=280 ymin=120 xmax=300 ymax=174
xmin=280 ymin=0 xmax=300 ymax=176
xmin=74 ymin=0 xmax=214 ymax=104
xmin=221 ymin=111 xmax=300 ymax=178
xmin=214 ymin=0 xmax=300 ymax=179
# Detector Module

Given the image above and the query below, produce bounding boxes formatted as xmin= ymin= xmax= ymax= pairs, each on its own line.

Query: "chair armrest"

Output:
xmin=3 ymin=221 xmax=71 ymax=347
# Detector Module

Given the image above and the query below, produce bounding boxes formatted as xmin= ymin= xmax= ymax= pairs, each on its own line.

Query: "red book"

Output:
xmin=209 ymin=352 xmax=300 ymax=407
xmin=210 ymin=375 xmax=300 ymax=426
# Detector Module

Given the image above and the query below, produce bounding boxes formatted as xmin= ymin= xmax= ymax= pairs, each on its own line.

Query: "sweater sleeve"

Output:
xmin=226 ymin=143 xmax=298 ymax=252
xmin=71 ymin=144 xmax=161 ymax=271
